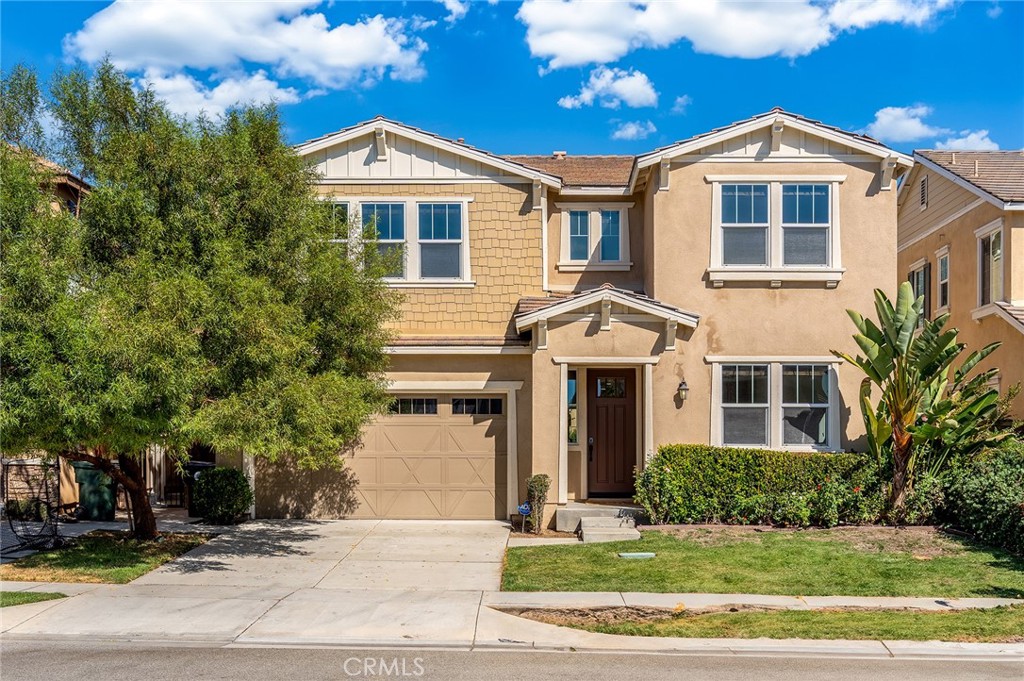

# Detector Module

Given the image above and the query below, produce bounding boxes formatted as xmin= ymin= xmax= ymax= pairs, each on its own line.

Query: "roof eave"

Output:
xmin=913 ymin=152 xmax=1009 ymax=210
xmin=514 ymin=288 xmax=700 ymax=332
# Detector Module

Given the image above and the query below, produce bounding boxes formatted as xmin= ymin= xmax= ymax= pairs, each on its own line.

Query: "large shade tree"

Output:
xmin=833 ymin=282 xmax=1010 ymax=516
xmin=1 ymin=62 xmax=400 ymax=538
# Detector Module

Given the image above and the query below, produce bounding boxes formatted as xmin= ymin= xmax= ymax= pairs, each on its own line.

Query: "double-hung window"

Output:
xmin=721 ymin=364 xmax=770 ymax=446
xmin=781 ymin=365 xmax=830 ymax=446
xmin=721 ymin=184 xmax=769 ymax=265
xmin=715 ymin=361 xmax=838 ymax=450
xmin=559 ymin=204 xmax=631 ymax=269
xmin=936 ymin=248 xmax=950 ymax=311
xmin=418 ymin=203 xmax=463 ymax=279
xmin=909 ymin=261 xmax=930 ymax=321
xmin=979 ymin=227 xmax=1003 ymax=306
xmin=362 ymin=202 xmax=405 ymax=278
xmin=781 ymin=184 xmax=830 ymax=265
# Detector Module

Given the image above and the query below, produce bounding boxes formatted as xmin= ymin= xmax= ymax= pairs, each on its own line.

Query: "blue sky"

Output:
xmin=2 ymin=1 xmax=1022 ymax=155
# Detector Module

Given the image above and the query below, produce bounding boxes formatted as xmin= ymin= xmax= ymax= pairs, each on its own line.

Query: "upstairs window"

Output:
xmin=559 ymin=204 xmax=631 ymax=268
xmin=909 ymin=261 xmax=931 ymax=322
xmin=569 ymin=211 xmax=589 ymax=261
xmin=781 ymin=184 xmax=830 ymax=266
xmin=721 ymin=184 xmax=769 ymax=266
xmin=362 ymin=202 xmax=405 ymax=278
xmin=937 ymin=250 xmax=950 ymax=310
xmin=418 ymin=203 xmax=463 ymax=279
xmin=979 ymin=228 xmax=1003 ymax=306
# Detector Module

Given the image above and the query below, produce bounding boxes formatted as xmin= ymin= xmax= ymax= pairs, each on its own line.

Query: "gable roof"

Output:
xmin=293 ymin=116 xmax=562 ymax=187
xmin=632 ymin=108 xmax=913 ymax=189
xmin=514 ymin=283 xmax=700 ymax=331
xmin=504 ymin=155 xmax=635 ymax=188
xmin=914 ymin=150 xmax=1024 ymax=208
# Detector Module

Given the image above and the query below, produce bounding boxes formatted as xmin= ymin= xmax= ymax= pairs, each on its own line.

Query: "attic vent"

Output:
xmin=919 ymin=175 xmax=929 ymax=210
xmin=552 ymin=150 xmax=567 ymax=159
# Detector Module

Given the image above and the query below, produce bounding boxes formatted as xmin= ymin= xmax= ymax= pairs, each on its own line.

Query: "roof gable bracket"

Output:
xmin=771 ymin=118 xmax=784 ymax=152
xmin=880 ymin=155 xmax=896 ymax=191
xmin=665 ymin=319 xmax=678 ymax=351
xmin=659 ymin=159 xmax=671 ymax=192
xmin=600 ymin=297 xmax=612 ymax=331
xmin=532 ymin=179 xmax=542 ymax=211
xmin=374 ymin=126 xmax=388 ymax=162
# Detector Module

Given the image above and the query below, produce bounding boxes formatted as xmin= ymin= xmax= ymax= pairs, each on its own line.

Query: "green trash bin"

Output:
xmin=71 ymin=461 xmax=118 ymax=521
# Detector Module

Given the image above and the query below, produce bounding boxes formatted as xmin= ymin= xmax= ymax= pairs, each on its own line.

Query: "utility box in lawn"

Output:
xmin=70 ymin=461 xmax=118 ymax=521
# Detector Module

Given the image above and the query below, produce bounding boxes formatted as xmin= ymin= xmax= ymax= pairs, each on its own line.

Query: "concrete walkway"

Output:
xmin=2 ymin=519 xmax=1022 ymax=660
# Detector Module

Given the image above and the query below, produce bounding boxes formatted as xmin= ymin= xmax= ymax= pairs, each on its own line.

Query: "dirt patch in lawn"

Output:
xmin=503 ymin=605 xmax=783 ymax=626
xmin=508 ymin=530 xmax=578 ymax=540
xmin=651 ymin=525 xmax=966 ymax=558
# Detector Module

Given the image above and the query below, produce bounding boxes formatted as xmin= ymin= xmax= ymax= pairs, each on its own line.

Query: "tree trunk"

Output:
xmin=888 ymin=432 xmax=914 ymax=521
xmin=117 ymin=454 xmax=158 ymax=540
xmin=62 ymin=448 xmax=159 ymax=540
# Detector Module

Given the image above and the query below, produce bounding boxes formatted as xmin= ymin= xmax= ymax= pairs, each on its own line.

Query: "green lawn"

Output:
xmin=502 ymin=529 xmax=1024 ymax=597
xmin=0 ymin=531 xmax=208 ymax=584
xmin=541 ymin=605 xmax=1024 ymax=642
xmin=0 ymin=591 xmax=66 ymax=608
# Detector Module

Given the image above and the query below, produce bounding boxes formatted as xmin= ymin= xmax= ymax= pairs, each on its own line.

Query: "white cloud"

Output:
xmin=611 ymin=120 xmax=656 ymax=141
xmin=438 ymin=0 xmax=469 ymax=24
xmin=863 ymin=105 xmax=951 ymax=142
xmin=671 ymin=94 xmax=692 ymax=115
xmin=517 ymin=0 xmax=954 ymax=69
xmin=987 ymin=2 xmax=1003 ymax=19
xmin=63 ymin=1 xmax=429 ymax=114
xmin=936 ymin=130 xmax=1000 ymax=151
xmin=558 ymin=67 xmax=658 ymax=109
xmin=142 ymin=70 xmax=303 ymax=118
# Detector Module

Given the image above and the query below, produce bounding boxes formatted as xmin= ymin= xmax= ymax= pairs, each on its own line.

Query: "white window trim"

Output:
xmin=975 ymin=219 xmax=1004 ymax=308
xmin=935 ymin=245 xmax=950 ymax=315
xmin=710 ymin=358 xmax=842 ymax=452
xmin=330 ymin=196 xmax=475 ymax=287
xmin=707 ymin=178 xmax=844 ymax=287
xmin=556 ymin=202 xmax=633 ymax=271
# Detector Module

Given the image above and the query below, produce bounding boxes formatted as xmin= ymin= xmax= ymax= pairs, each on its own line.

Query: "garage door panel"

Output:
xmin=380 ymin=455 xmax=444 ymax=485
xmin=447 ymin=424 xmax=506 ymax=455
xmin=381 ymin=488 xmax=445 ymax=519
xmin=445 ymin=457 xmax=496 ymax=486
xmin=377 ymin=425 xmax=443 ymax=453
xmin=444 ymin=490 xmax=503 ymax=519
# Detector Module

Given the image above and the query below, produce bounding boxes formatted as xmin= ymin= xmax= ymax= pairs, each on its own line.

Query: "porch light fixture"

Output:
xmin=677 ymin=380 xmax=689 ymax=402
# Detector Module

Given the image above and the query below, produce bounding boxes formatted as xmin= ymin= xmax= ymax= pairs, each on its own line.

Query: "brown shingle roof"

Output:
xmin=504 ymin=155 xmax=635 ymax=188
xmin=917 ymin=150 xmax=1024 ymax=204
xmin=995 ymin=303 xmax=1024 ymax=334
xmin=388 ymin=335 xmax=530 ymax=347
xmin=516 ymin=283 xmax=689 ymax=317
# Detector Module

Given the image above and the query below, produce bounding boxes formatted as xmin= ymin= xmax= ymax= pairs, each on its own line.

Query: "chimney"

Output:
xmin=552 ymin=150 xmax=567 ymax=159
xmin=974 ymin=159 xmax=980 ymax=176
xmin=456 ymin=138 xmax=464 ymax=144
xmin=950 ymin=152 xmax=956 ymax=164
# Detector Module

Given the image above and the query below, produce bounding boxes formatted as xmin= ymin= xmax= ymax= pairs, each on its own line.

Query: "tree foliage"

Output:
xmin=833 ymin=281 xmax=1011 ymax=516
xmin=1 ymin=62 xmax=401 ymax=537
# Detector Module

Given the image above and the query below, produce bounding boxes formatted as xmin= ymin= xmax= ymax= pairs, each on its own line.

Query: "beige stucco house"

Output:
xmin=254 ymin=109 xmax=915 ymax=524
xmin=896 ymin=150 xmax=1024 ymax=419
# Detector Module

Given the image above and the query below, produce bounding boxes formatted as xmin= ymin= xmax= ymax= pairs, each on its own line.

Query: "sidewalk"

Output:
xmin=2 ymin=585 xmax=1022 ymax=660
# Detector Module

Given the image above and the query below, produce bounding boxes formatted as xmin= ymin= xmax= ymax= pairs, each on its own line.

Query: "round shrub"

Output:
xmin=193 ymin=466 xmax=254 ymax=524
xmin=944 ymin=443 xmax=1024 ymax=555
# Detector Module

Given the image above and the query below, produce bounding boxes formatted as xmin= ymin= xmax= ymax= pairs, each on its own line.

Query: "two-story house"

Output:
xmin=254 ymin=109 xmax=913 ymax=523
xmin=896 ymin=151 xmax=1024 ymax=419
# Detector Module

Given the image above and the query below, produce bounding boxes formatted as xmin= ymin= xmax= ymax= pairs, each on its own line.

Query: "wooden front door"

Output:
xmin=586 ymin=369 xmax=637 ymax=496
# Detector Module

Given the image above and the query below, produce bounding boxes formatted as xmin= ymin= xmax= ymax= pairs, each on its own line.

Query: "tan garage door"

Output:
xmin=344 ymin=394 xmax=507 ymax=519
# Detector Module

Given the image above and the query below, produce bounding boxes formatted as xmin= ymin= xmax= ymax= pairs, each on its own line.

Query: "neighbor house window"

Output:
xmin=569 ymin=211 xmax=589 ymax=261
xmin=720 ymin=364 xmax=769 ymax=446
xmin=418 ymin=203 xmax=463 ymax=279
xmin=362 ymin=202 xmax=405 ymax=278
xmin=388 ymin=397 xmax=438 ymax=415
xmin=936 ymin=249 xmax=950 ymax=310
xmin=328 ymin=201 xmax=350 ymax=243
xmin=782 ymin=365 xmax=829 ymax=446
xmin=559 ymin=204 xmax=631 ymax=268
xmin=567 ymin=370 xmax=578 ymax=445
xmin=909 ymin=261 xmax=930 ymax=321
xmin=979 ymin=229 xmax=1003 ymax=305
xmin=721 ymin=184 xmax=769 ymax=266
xmin=781 ymin=184 xmax=830 ymax=266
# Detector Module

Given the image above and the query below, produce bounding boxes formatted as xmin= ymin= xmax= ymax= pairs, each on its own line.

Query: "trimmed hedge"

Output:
xmin=635 ymin=444 xmax=878 ymax=527
xmin=193 ymin=466 xmax=254 ymax=524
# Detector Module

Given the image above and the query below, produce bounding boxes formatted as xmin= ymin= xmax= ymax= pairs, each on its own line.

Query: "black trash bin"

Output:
xmin=71 ymin=461 xmax=118 ymax=521
xmin=182 ymin=461 xmax=216 ymax=518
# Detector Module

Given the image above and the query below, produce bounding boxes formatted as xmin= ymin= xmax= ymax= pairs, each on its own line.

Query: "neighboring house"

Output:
xmin=896 ymin=150 xmax=1024 ymax=419
xmin=253 ymin=109 xmax=913 ymax=523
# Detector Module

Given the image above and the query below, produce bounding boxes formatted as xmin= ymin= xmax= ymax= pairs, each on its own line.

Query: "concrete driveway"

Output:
xmin=133 ymin=519 xmax=510 ymax=591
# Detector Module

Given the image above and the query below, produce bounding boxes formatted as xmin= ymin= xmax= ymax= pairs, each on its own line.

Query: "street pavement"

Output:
xmin=2 ymin=640 xmax=1022 ymax=681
